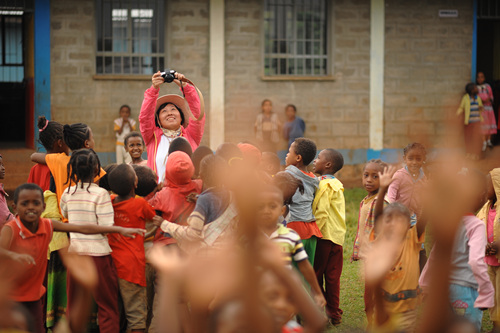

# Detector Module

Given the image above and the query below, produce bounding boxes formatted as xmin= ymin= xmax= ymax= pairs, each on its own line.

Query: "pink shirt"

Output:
xmin=0 ymin=184 xmax=14 ymax=228
xmin=485 ymin=207 xmax=499 ymax=266
xmin=387 ymin=167 xmax=425 ymax=215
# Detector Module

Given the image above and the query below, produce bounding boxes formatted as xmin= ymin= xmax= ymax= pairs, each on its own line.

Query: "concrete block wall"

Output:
xmin=224 ymin=0 xmax=371 ymax=151
xmin=383 ymin=0 xmax=473 ymax=149
xmin=50 ymin=0 xmax=210 ymax=153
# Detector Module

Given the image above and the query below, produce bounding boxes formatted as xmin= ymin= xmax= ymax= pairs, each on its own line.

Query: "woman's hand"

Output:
xmin=152 ymin=71 xmax=164 ymax=90
xmin=173 ymin=72 xmax=187 ymax=88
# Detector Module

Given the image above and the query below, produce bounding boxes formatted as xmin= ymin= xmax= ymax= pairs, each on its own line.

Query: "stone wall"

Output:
xmin=384 ymin=0 xmax=473 ymax=149
xmin=50 ymin=0 xmax=210 ymax=152
xmin=224 ymin=0 xmax=371 ymax=151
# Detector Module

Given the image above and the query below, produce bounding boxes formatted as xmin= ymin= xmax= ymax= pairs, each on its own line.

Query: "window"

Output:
xmin=0 ymin=13 xmax=24 ymax=82
xmin=263 ymin=0 xmax=329 ymax=76
xmin=96 ymin=0 xmax=165 ymax=75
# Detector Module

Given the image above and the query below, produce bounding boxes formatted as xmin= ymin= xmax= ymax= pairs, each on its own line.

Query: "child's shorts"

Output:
xmin=118 ymin=278 xmax=147 ymax=330
xmin=449 ymin=283 xmax=483 ymax=331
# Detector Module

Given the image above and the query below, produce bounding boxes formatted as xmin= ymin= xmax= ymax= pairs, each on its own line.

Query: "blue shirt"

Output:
xmin=283 ymin=117 xmax=306 ymax=148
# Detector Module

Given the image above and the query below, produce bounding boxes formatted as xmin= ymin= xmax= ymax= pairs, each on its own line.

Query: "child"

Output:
xmin=351 ymin=159 xmax=388 ymax=262
xmin=107 ymin=164 xmax=158 ymax=332
xmin=257 ymin=184 xmax=326 ymax=308
xmin=284 ymin=138 xmax=321 ymax=265
xmin=261 ymin=151 xmax=281 ymax=177
xmin=30 ymin=123 xmax=105 ymax=217
xmin=387 ymin=142 xmax=427 ymax=270
xmin=477 ymin=168 xmax=500 ymax=330
xmin=282 ymin=104 xmax=306 ymax=149
xmin=255 ymin=99 xmax=281 ymax=153
xmin=0 ymin=183 xmax=143 ymax=333
xmin=0 ymin=154 xmax=13 ymax=227
xmin=59 ymin=149 xmax=121 ymax=333
xmin=114 ymin=104 xmax=136 ymax=164
xmin=28 ymin=116 xmax=68 ymax=191
xmin=421 ymin=170 xmax=494 ymax=332
xmin=476 ymin=72 xmax=496 ymax=150
xmin=457 ymin=82 xmax=484 ymax=160
xmin=312 ymin=149 xmax=346 ymax=326
xmin=149 ymin=151 xmax=202 ymax=247
xmin=131 ymin=164 xmax=159 ymax=198
xmin=124 ymin=132 xmax=147 ymax=166
xmin=191 ymin=145 xmax=213 ymax=179
xmin=155 ymin=154 xmax=236 ymax=251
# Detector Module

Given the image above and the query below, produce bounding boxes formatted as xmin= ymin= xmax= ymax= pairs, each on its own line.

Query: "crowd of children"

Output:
xmin=0 ymin=76 xmax=499 ymax=333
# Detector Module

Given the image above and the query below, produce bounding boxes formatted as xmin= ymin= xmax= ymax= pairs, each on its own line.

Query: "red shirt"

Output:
xmin=4 ymin=217 xmax=53 ymax=302
xmin=108 ymin=196 xmax=155 ymax=286
xmin=27 ymin=163 xmax=51 ymax=192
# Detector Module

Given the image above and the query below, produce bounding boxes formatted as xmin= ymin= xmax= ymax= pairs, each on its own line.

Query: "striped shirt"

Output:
xmin=270 ymin=224 xmax=308 ymax=266
xmin=469 ymin=97 xmax=481 ymax=123
xmin=60 ymin=183 xmax=114 ymax=256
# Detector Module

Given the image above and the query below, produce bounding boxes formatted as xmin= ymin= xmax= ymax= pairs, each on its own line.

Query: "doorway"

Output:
xmin=476 ymin=0 xmax=500 ymax=143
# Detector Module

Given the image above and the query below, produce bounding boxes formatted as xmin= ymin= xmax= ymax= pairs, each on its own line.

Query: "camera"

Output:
xmin=160 ymin=69 xmax=176 ymax=83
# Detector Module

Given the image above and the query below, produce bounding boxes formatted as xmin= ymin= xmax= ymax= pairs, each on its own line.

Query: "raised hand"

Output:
xmin=152 ymin=71 xmax=164 ymax=89
xmin=173 ymin=72 xmax=187 ymax=88
xmin=378 ymin=165 xmax=397 ymax=189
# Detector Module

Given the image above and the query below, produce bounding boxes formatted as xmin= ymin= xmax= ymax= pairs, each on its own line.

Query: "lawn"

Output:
xmin=326 ymin=188 xmax=494 ymax=332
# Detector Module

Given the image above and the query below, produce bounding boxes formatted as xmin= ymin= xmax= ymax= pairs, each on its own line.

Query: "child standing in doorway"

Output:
xmin=457 ymin=83 xmax=483 ymax=159
xmin=114 ymin=104 xmax=136 ymax=164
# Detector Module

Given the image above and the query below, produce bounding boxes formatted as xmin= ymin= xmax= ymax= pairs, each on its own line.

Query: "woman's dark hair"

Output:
xmin=285 ymin=104 xmax=297 ymax=112
xmin=37 ymin=116 xmax=64 ymax=152
xmin=155 ymin=102 xmax=185 ymax=128
xmin=168 ymin=137 xmax=193 ymax=156
xmin=124 ymin=131 xmax=145 ymax=147
xmin=403 ymin=142 xmax=426 ymax=157
xmin=63 ymin=123 xmax=91 ymax=151
xmin=192 ymin=146 xmax=213 ymax=178
xmin=131 ymin=164 xmax=158 ymax=197
xmin=465 ymin=82 xmax=476 ymax=95
xmin=65 ymin=149 xmax=101 ymax=193
xmin=13 ymin=183 xmax=44 ymax=204
xmin=119 ymin=104 xmax=131 ymax=113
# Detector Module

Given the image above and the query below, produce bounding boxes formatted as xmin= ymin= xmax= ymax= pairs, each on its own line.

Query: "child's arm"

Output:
xmin=52 ymin=220 xmax=145 ymax=238
xmin=296 ymin=259 xmax=326 ymax=308
xmin=374 ymin=166 xmax=397 ymax=220
xmin=155 ymin=211 xmax=205 ymax=243
xmin=30 ymin=152 xmax=47 ymax=165
xmin=465 ymin=219 xmax=494 ymax=309
xmin=0 ymin=226 xmax=36 ymax=264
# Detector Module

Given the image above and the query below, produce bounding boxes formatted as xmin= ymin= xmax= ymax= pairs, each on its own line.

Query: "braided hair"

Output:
xmin=63 ymin=123 xmax=91 ymax=151
xmin=37 ymin=116 xmax=64 ymax=152
xmin=364 ymin=159 xmax=387 ymax=172
xmin=403 ymin=142 xmax=426 ymax=158
xmin=65 ymin=149 xmax=101 ymax=193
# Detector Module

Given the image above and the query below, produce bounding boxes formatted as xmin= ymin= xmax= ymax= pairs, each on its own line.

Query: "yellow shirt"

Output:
xmin=380 ymin=227 xmax=424 ymax=314
xmin=312 ymin=176 xmax=346 ymax=246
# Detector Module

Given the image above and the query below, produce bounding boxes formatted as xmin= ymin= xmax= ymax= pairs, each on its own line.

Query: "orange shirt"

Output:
xmin=45 ymin=153 xmax=106 ymax=221
xmin=4 ymin=217 xmax=53 ymax=302
xmin=108 ymin=196 xmax=155 ymax=286
xmin=27 ymin=163 xmax=51 ymax=191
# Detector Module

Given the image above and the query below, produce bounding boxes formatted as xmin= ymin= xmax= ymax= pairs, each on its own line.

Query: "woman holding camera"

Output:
xmin=139 ymin=71 xmax=205 ymax=182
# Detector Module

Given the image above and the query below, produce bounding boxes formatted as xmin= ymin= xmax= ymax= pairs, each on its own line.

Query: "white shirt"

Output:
xmin=155 ymin=135 xmax=170 ymax=183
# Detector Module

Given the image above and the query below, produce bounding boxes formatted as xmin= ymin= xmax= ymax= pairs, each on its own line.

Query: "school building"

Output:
xmin=0 ymin=0 xmax=498 ymax=186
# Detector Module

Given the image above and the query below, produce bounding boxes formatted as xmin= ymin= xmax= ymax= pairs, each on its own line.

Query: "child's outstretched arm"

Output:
xmin=374 ymin=166 xmax=397 ymax=220
xmin=52 ymin=220 xmax=145 ymax=238
xmin=0 ymin=226 xmax=35 ymax=265
xmin=296 ymin=259 xmax=326 ymax=308
xmin=30 ymin=152 xmax=47 ymax=165
xmin=154 ymin=212 xmax=205 ymax=244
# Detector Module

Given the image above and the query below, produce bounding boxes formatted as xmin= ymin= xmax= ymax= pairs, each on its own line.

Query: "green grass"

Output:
xmin=323 ymin=188 xmax=494 ymax=332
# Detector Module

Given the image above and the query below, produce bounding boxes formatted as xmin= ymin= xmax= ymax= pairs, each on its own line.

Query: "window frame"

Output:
xmin=260 ymin=0 xmax=335 ymax=81
xmin=93 ymin=0 xmax=168 ymax=79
